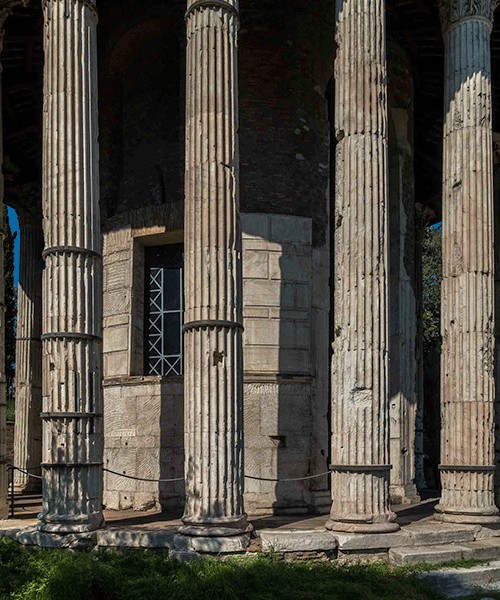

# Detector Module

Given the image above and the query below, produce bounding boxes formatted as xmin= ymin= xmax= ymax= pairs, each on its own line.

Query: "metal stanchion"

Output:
xmin=8 ymin=466 xmax=14 ymax=518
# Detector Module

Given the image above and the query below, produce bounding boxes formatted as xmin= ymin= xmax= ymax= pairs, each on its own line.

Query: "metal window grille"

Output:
xmin=145 ymin=244 xmax=184 ymax=376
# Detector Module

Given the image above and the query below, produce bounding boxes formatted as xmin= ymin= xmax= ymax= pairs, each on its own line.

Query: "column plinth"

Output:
xmin=436 ymin=0 xmax=500 ymax=525
xmin=326 ymin=0 xmax=398 ymax=534
xmin=179 ymin=0 xmax=250 ymax=540
xmin=39 ymin=0 xmax=104 ymax=534
xmin=13 ymin=215 xmax=43 ymax=493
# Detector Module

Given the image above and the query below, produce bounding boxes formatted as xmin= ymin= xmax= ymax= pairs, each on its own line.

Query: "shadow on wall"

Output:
xmin=241 ymin=213 xmax=330 ymax=516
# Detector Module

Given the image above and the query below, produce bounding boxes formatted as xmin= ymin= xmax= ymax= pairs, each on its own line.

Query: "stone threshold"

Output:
xmin=1 ymin=520 xmax=499 ymax=563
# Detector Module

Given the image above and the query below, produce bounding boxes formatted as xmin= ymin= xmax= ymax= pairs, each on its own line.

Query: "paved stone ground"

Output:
xmin=6 ymin=494 xmax=439 ymax=529
xmin=1 ymin=493 xmax=441 ymax=533
xmin=3 ymin=493 xmax=500 ymax=565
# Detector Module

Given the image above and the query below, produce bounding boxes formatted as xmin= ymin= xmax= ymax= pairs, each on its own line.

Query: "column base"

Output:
xmin=326 ymin=514 xmax=400 ymax=534
xmin=435 ymin=505 xmax=500 ymax=526
xmin=178 ymin=514 xmax=253 ymax=538
xmin=37 ymin=513 xmax=105 ymax=534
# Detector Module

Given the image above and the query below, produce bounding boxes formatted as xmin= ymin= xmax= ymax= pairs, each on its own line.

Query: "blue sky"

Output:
xmin=7 ymin=207 xmax=19 ymax=287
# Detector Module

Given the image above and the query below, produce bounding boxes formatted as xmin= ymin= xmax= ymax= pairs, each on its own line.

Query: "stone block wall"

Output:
xmin=242 ymin=213 xmax=312 ymax=376
xmin=103 ymin=227 xmax=134 ymax=378
xmin=103 ymin=377 xmax=184 ymax=512
xmin=102 ymin=213 xmax=329 ymax=515
xmin=241 ymin=213 xmax=317 ymax=514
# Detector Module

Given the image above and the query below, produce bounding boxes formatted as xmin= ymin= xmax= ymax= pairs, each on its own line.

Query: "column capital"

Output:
xmin=42 ymin=0 xmax=97 ymax=20
xmin=438 ymin=0 xmax=498 ymax=31
xmin=186 ymin=0 xmax=238 ymax=19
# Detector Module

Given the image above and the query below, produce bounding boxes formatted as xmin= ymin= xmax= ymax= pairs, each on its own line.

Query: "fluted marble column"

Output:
xmin=327 ymin=0 xmax=398 ymax=533
xmin=414 ymin=204 xmax=434 ymax=493
xmin=13 ymin=214 xmax=43 ymax=492
xmin=0 ymin=0 xmax=26 ymax=522
xmin=39 ymin=0 xmax=104 ymax=533
xmin=388 ymin=44 xmax=420 ymax=506
xmin=179 ymin=0 xmax=250 ymax=538
xmin=436 ymin=0 xmax=500 ymax=524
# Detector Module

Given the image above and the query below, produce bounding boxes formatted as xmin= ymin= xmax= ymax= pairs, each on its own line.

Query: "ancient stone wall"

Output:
xmin=97 ymin=0 xmax=334 ymax=515
xmin=102 ymin=213 xmax=328 ymax=514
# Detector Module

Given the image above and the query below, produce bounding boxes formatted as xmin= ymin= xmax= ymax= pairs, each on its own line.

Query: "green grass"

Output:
xmin=0 ymin=538 xmax=498 ymax=600
xmin=0 ymin=537 xmax=477 ymax=600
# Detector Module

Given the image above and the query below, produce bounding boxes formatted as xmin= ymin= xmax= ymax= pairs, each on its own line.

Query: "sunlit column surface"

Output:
xmin=180 ymin=0 xmax=250 ymax=538
xmin=436 ymin=0 xmax=500 ymax=525
xmin=39 ymin=0 xmax=104 ymax=533
xmin=327 ymin=0 xmax=398 ymax=533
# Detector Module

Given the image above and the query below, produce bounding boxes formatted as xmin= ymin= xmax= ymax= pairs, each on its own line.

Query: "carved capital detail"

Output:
xmin=438 ymin=0 xmax=498 ymax=30
xmin=42 ymin=0 xmax=97 ymax=20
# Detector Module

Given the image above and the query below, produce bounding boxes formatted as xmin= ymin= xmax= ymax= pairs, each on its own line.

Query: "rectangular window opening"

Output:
xmin=144 ymin=244 xmax=184 ymax=377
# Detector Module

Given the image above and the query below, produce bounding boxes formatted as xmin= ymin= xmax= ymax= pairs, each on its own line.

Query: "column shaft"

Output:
xmin=0 ymin=39 xmax=5 ymax=522
xmin=39 ymin=0 xmax=104 ymax=533
xmin=388 ymin=46 xmax=419 ymax=504
xmin=180 ymin=0 xmax=249 ymax=538
xmin=327 ymin=0 xmax=398 ymax=533
xmin=0 ymin=1 xmax=25 ymax=521
xmin=437 ymin=0 xmax=499 ymax=524
xmin=388 ymin=158 xmax=419 ymax=505
xmin=414 ymin=205 xmax=433 ymax=492
xmin=13 ymin=218 xmax=43 ymax=491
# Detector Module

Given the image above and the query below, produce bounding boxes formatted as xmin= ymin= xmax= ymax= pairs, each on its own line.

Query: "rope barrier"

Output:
xmin=103 ymin=468 xmax=185 ymax=483
xmin=6 ymin=464 xmax=333 ymax=485
xmin=246 ymin=471 xmax=332 ymax=483
xmin=7 ymin=465 xmax=43 ymax=480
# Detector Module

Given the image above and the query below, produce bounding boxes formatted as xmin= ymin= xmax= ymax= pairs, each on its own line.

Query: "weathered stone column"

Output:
xmin=414 ymin=203 xmax=434 ymax=493
xmin=436 ymin=0 xmax=500 ymax=525
xmin=494 ymin=133 xmax=500 ymax=505
xmin=0 ymin=0 xmax=25 ymax=522
xmin=388 ymin=43 xmax=420 ymax=506
xmin=13 ymin=212 xmax=43 ymax=492
xmin=179 ymin=0 xmax=250 ymax=540
xmin=39 ymin=0 xmax=104 ymax=533
xmin=327 ymin=0 xmax=398 ymax=533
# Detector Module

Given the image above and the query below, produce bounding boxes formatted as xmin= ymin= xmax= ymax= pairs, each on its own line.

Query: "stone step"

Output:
xmin=259 ymin=530 xmax=338 ymax=553
xmin=390 ymin=538 xmax=500 ymax=566
xmin=417 ymin=561 xmax=500 ymax=598
xmin=404 ymin=524 xmax=477 ymax=546
xmin=96 ymin=528 xmax=176 ymax=549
